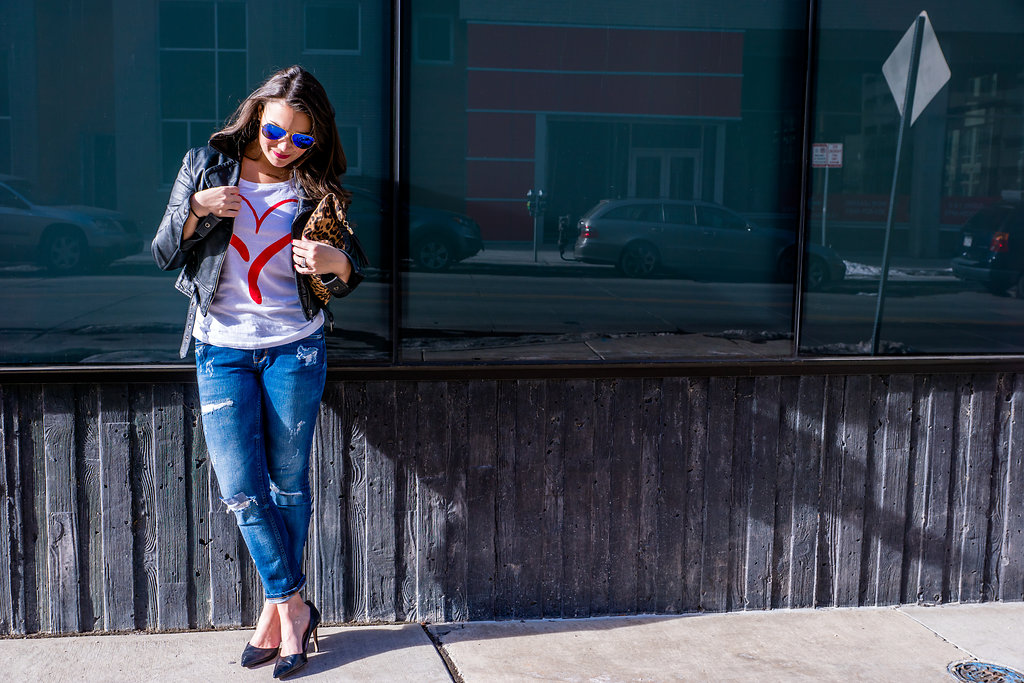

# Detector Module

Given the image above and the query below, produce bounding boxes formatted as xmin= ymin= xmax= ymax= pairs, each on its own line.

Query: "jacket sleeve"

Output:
xmin=151 ymin=148 xmax=228 ymax=271
xmin=318 ymin=250 xmax=364 ymax=299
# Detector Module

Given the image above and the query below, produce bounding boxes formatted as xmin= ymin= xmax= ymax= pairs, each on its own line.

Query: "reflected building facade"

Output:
xmin=411 ymin=1 xmax=807 ymax=243
xmin=0 ymin=0 xmax=1021 ymax=363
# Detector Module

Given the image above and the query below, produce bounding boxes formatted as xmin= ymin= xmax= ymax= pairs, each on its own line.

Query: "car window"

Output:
xmin=663 ymin=203 xmax=696 ymax=226
xmin=0 ymin=184 xmax=26 ymax=209
xmin=579 ymin=200 xmax=609 ymax=221
xmin=602 ymin=203 xmax=663 ymax=222
xmin=696 ymin=205 xmax=747 ymax=230
xmin=963 ymin=206 xmax=1011 ymax=232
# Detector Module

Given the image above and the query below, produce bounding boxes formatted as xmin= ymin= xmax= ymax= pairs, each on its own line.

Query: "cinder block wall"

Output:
xmin=1 ymin=373 xmax=1021 ymax=634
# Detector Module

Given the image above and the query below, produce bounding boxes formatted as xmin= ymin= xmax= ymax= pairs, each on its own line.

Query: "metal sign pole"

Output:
xmin=533 ymin=213 xmax=540 ymax=263
xmin=870 ymin=14 xmax=925 ymax=355
xmin=821 ymin=166 xmax=829 ymax=245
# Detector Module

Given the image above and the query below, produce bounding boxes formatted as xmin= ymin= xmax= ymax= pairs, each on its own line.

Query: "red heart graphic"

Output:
xmin=227 ymin=194 xmax=299 ymax=304
xmin=241 ymin=196 xmax=297 ymax=235
xmin=229 ymin=235 xmax=250 ymax=261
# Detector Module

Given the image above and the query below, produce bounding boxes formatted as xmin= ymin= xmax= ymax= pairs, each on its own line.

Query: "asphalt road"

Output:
xmin=1 ymin=260 xmax=1022 ymax=364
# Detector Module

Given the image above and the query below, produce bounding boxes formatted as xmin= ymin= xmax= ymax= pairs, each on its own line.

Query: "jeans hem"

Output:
xmin=264 ymin=575 xmax=307 ymax=604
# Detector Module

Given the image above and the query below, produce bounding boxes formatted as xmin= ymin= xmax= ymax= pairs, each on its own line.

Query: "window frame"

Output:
xmin=157 ymin=0 xmax=249 ymax=187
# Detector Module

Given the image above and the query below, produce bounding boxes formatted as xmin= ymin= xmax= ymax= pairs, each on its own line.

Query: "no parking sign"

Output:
xmin=812 ymin=143 xmax=843 ymax=168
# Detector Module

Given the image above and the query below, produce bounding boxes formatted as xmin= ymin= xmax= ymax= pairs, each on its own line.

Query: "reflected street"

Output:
xmin=1 ymin=256 xmax=1022 ymax=364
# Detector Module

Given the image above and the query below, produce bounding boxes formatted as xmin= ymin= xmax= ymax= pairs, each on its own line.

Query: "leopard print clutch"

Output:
xmin=301 ymin=192 xmax=367 ymax=305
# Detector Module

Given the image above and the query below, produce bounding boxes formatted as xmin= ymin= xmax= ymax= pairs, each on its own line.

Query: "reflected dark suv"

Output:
xmin=573 ymin=198 xmax=845 ymax=289
xmin=346 ymin=187 xmax=484 ymax=271
xmin=951 ymin=201 xmax=1024 ymax=296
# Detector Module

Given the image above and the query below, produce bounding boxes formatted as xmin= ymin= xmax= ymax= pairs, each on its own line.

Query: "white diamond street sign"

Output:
xmin=882 ymin=11 xmax=951 ymax=125
xmin=871 ymin=11 xmax=951 ymax=355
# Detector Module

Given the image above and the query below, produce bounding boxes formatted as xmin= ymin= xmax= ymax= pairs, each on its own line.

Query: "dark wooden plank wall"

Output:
xmin=0 ymin=373 xmax=1021 ymax=635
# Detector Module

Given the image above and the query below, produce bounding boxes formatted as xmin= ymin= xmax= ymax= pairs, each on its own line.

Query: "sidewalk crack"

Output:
xmin=894 ymin=607 xmax=979 ymax=662
xmin=421 ymin=624 xmax=465 ymax=683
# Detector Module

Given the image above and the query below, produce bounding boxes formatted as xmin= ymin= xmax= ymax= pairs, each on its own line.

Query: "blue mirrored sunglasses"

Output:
xmin=260 ymin=122 xmax=315 ymax=150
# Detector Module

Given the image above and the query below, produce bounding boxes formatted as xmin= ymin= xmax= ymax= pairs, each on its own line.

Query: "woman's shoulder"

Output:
xmin=187 ymin=145 xmax=234 ymax=166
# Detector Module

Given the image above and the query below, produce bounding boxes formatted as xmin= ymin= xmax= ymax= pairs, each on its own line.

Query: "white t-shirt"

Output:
xmin=193 ymin=178 xmax=324 ymax=349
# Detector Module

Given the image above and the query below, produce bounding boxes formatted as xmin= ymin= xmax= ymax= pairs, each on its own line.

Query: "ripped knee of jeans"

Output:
xmin=270 ymin=481 xmax=309 ymax=507
xmin=221 ymin=492 xmax=256 ymax=513
xmin=202 ymin=398 xmax=234 ymax=415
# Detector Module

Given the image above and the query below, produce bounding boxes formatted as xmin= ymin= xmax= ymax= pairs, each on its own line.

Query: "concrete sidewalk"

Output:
xmin=118 ymin=241 xmax=956 ymax=282
xmin=461 ymin=244 xmax=957 ymax=280
xmin=0 ymin=602 xmax=1020 ymax=681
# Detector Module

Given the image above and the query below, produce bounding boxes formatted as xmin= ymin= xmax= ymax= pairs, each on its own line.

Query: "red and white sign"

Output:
xmin=812 ymin=143 xmax=843 ymax=168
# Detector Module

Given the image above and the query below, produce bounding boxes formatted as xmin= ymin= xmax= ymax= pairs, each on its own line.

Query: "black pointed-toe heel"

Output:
xmin=273 ymin=601 xmax=321 ymax=679
xmin=240 ymin=642 xmax=280 ymax=668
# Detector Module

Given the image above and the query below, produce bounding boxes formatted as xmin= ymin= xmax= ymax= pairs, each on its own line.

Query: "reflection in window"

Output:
xmin=801 ymin=4 xmax=1024 ymax=355
xmin=663 ymin=203 xmax=696 ymax=226
xmin=697 ymin=205 xmax=746 ymax=231
xmin=0 ymin=0 xmax=393 ymax=366
xmin=604 ymin=203 xmax=663 ymax=222
xmin=304 ymin=3 xmax=360 ymax=53
xmin=159 ymin=0 xmax=247 ymax=183
xmin=406 ymin=3 xmax=800 ymax=362
xmin=415 ymin=15 xmax=453 ymax=63
xmin=0 ymin=183 xmax=25 ymax=209
xmin=0 ymin=50 xmax=9 ymax=174
xmin=338 ymin=125 xmax=361 ymax=174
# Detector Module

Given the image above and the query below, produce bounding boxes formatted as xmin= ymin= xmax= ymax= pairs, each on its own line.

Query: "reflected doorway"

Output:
xmin=629 ymin=149 xmax=700 ymax=199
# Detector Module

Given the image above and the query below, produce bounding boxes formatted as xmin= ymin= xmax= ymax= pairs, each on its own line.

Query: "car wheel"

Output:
xmin=414 ymin=235 xmax=455 ymax=271
xmin=617 ymin=241 xmax=659 ymax=278
xmin=805 ymin=256 xmax=830 ymax=291
xmin=42 ymin=226 xmax=87 ymax=273
xmin=777 ymin=252 xmax=829 ymax=291
xmin=776 ymin=251 xmax=797 ymax=282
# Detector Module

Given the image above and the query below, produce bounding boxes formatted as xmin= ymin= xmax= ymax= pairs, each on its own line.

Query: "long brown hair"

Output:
xmin=210 ymin=65 xmax=349 ymax=204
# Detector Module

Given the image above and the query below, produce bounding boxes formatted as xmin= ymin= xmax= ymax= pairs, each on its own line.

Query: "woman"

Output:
xmin=152 ymin=65 xmax=356 ymax=679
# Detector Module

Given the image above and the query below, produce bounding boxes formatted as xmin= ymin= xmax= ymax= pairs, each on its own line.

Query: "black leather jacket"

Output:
xmin=152 ymin=145 xmax=357 ymax=358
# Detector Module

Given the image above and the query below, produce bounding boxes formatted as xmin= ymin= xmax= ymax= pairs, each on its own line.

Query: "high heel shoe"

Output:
xmin=240 ymin=642 xmax=280 ymax=668
xmin=273 ymin=600 xmax=321 ymax=679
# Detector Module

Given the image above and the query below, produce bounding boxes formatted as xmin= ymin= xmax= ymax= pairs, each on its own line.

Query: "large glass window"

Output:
xmin=800 ymin=2 xmax=1024 ymax=354
xmin=1 ymin=1 xmax=1021 ymax=367
xmin=404 ymin=1 xmax=809 ymax=361
xmin=0 ymin=0 xmax=390 ymax=364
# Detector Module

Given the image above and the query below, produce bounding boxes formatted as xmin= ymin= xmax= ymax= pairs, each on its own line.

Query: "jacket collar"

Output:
xmin=205 ymin=157 xmax=241 ymax=189
xmin=204 ymin=149 xmax=317 ymax=213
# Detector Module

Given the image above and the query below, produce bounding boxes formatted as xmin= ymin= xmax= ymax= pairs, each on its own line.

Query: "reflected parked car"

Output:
xmin=573 ymin=199 xmax=846 ymax=289
xmin=0 ymin=178 xmax=141 ymax=273
xmin=951 ymin=200 xmax=1024 ymax=297
xmin=345 ymin=187 xmax=483 ymax=271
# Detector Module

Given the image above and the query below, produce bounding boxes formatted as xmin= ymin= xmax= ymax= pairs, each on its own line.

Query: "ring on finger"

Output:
xmin=300 ymin=257 xmax=307 ymax=268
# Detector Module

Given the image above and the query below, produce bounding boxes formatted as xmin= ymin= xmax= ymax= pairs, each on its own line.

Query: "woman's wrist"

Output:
xmin=328 ymin=251 xmax=353 ymax=281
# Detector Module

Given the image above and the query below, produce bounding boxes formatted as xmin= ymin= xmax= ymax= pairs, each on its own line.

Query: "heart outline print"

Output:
xmin=229 ymin=195 xmax=298 ymax=304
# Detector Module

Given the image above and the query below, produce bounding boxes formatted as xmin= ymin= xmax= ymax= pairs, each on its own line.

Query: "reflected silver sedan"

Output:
xmin=0 ymin=179 xmax=141 ymax=273
xmin=573 ymin=198 xmax=845 ymax=289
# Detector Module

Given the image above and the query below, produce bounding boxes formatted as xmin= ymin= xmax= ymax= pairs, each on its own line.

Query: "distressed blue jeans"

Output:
xmin=194 ymin=329 xmax=326 ymax=602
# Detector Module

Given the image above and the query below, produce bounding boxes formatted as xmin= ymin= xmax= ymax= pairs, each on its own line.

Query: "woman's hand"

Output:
xmin=191 ymin=186 xmax=241 ymax=219
xmin=292 ymin=239 xmax=353 ymax=282
xmin=181 ymin=187 xmax=241 ymax=241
